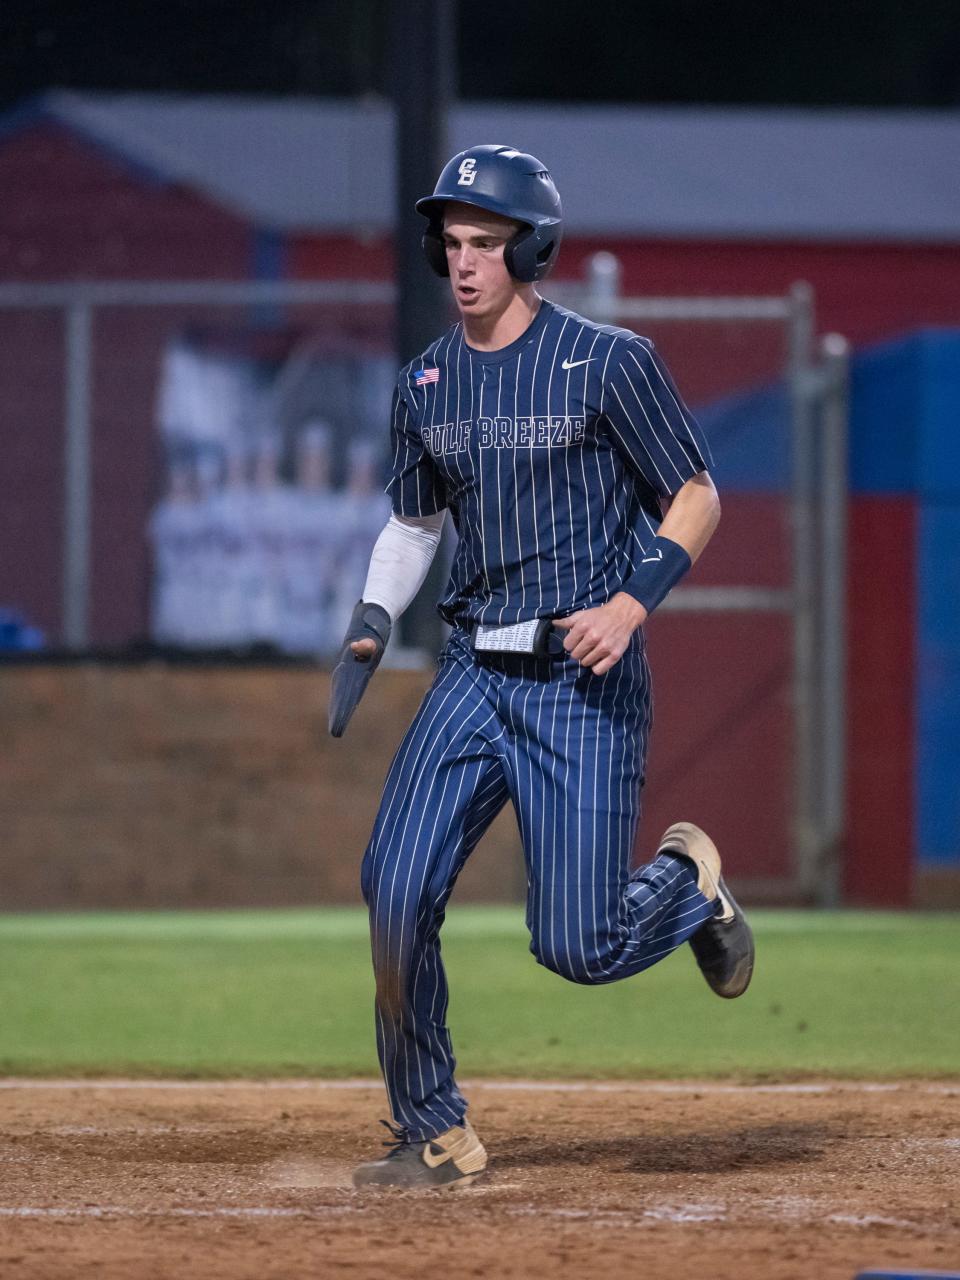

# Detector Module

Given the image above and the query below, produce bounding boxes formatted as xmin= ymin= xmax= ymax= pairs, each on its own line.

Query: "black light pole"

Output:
xmin=390 ymin=0 xmax=455 ymax=364
xmin=389 ymin=0 xmax=456 ymax=652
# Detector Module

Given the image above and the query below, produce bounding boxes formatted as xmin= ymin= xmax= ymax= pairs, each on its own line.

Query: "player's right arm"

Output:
xmin=329 ymin=379 xmax=448 ymax=732
xmin=349 ymin=374 xmax=449 ymax=661
xmin=349 ymin=510 xmax=446 ymax=659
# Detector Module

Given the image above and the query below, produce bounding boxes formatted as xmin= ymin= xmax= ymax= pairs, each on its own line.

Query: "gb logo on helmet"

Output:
xmin=457 ymin=159 xmax=478 ymax=186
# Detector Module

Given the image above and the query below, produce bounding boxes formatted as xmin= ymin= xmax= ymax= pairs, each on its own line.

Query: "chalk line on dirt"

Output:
xmin=0 ymin=1199 xmax=932 ymax=1232
xmin=0 ymin=1079 xmax=956 ymax=1094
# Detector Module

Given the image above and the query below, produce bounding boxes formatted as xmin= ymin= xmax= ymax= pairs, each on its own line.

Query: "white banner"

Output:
xmin=149 ymin=331 xmax=392 ymax=656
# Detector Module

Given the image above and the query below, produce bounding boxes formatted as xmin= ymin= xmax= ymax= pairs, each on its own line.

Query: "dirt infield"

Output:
xmin=1 ymin=1081 xmax=958 ymax=1279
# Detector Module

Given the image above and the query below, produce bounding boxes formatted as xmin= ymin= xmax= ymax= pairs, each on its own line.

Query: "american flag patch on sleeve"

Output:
xmin=414 ymin=367 xmax=440 ymax=386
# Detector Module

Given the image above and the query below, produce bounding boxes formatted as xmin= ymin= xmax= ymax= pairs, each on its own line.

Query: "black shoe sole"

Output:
xmin=352 ymin=1167 xmax=485 ymax=1190
xmin=689 ymin=876 xmax=755 ymax=999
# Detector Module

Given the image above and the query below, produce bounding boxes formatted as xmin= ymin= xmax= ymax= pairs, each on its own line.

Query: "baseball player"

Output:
xmin=331 ymin=145 xmax=755 ymax=1189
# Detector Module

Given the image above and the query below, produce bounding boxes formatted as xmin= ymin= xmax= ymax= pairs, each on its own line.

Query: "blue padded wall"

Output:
xmin=917 ymin=503 xmax=960 ymax=864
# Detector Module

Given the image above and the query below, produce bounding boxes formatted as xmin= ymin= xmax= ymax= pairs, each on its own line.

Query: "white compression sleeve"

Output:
xmin=361 ymin=511 xmax=446 ymax=622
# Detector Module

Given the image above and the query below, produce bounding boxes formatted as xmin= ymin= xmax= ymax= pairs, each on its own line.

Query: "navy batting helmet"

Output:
xmin=416 ymin=144 xmax=563 ymax=283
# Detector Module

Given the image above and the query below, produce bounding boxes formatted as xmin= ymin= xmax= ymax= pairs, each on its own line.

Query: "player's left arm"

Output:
xmin=556 ymin=471 xmax=720 ymax=674
xmin=657 ymin=469 xmax=721 ymax=563
xmin=556 ymin=337 xmax=719 ymax=675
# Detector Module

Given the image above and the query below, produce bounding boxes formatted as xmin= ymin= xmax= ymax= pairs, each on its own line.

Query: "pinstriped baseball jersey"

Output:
xmin=363 ymin=300 xmax=722 ymax=1144
xmin=387 ymin=299 xmax=713 ymax=627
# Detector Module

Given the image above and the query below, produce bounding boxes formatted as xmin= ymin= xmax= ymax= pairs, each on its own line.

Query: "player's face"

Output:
xmin=441 ymin=204 xmax=522 ymax=320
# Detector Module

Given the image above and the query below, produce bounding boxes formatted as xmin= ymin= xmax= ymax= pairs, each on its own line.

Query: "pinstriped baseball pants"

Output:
xmin=360 ymin=626 xmax=716 ymax=1141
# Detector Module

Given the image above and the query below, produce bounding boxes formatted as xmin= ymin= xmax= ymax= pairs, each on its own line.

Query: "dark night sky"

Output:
xmin=3 ymin=0 xmax=960 ymax=110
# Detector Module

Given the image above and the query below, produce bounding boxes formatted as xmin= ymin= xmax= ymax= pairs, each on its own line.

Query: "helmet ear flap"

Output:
xmin=423 ymin=214 xmax=560 ymax=282
xmin=503 ymin=225 xmax=559 ymax=283
xmin=503 ymin=226 xmax=536 ymax=283
xmin=421 ymin=222 xmax=449 ymax=277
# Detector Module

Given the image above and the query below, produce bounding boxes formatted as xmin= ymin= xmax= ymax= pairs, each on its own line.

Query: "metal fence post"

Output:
xmin=585 ymin=252 xmax=622 ymax=324
xmin=818 ymin=332 xmax=850 ymax=907
xmin=787 ymin=280 xmax=820 ymax=902
xmin=62 ymin=299 xmax=93 ymax=648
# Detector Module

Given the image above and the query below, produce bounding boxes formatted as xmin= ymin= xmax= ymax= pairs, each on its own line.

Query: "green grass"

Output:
xmin=0 ymin=908 xmax=957 ymax=1078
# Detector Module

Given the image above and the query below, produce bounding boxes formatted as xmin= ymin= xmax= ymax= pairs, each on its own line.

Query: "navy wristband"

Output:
xmin=620 ymin=535 xmax=692 ymax=614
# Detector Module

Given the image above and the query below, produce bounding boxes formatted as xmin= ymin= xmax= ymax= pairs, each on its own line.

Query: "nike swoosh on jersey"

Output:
xmin=561 ymin=357 xmax=594 ymax=371
xmin=641 ymin=548 xmax=664 ymax=563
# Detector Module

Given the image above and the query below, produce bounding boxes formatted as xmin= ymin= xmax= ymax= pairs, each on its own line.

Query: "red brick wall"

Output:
xmin=0 ymin=664 xmax=528 ymax=910
xmin=3 ymin=658 xmax=951 ymax=910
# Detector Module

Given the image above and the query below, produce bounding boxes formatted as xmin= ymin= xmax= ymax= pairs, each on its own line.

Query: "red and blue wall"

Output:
xmin=684 ymin=328 xmax=960 ymax=904
xmin=847 ymin=331 xmax=960 ymax=904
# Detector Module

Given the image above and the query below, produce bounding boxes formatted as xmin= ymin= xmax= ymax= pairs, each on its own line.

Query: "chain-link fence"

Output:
xmin=0 ymin=268 xmax=847 ymax=903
